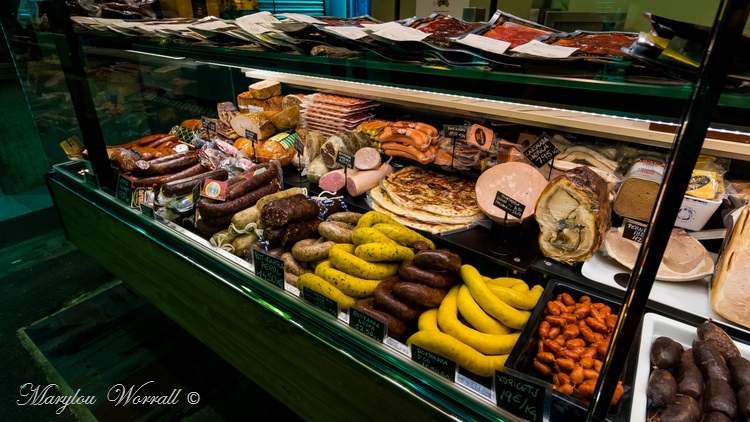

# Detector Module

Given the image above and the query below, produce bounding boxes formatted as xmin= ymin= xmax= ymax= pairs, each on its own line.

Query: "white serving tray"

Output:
xmin=632 ymin=313 xmax=750 ymax=422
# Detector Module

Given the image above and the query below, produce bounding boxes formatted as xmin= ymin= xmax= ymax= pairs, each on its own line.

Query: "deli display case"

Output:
xmin=6 ymin=1 xmax=750 ymax=421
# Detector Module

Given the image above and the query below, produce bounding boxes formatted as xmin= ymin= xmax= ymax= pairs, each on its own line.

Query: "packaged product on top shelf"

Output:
xmin=299 ymin=93 xmax=378 ymax=138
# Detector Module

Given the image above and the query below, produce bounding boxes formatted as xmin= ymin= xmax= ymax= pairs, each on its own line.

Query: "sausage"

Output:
xmin=390 ymin=121 xmax=439 ymax=138
xmin=382 ymin=142 xmax=436 ymax=165
xmin=316 ymin=198 xmax=345 ymax=220
xmin=195 ymin=217 xmax=227 ymax=238
xmin=398 ymin=260 xmax=458 ymax=289
xmin=226 ymin=162 xmax=278 ymax=200
xmin=647 ymin=369 xmax=678 ymax=408
xmin=326 ymin=211 xmax=362 ymax=225
xmin=261 ymin=194 xmax=320 ymax=228
xmin=374 ymin=276 xmax=424 ymax=321
xmin=659 ymin=395 xmax=701 ymax=422
xmin=353 ymin=297 xmax=407 ymax=339
xmin=412 ymin=249 xmax=462 ymax=272
xmin=262 ymin=226 xmax=286 ymax=249
xmin=130 ymin=163 xmax=206 ymax=188
xmin=318 ymin=221 xmax=355 ymax=243
xmin=379 ymin=126 xmax=431 ymax=151
xmin=199 ymin=180 xmax=281 ymax=218
xmin=693 ymin=339 xmax=731 ymax=384
xmin=677 ymin=348 xmax=703 ymax=399
xmin=282 ymin=219 xmax=322 ymax=247
xmin=738 ymin=384 xmax=750 ymax=419
xmin=728 ymin=356 xmax=750 ymax=389
xmin=281 ymin=252 xmax=308 ymax=277
xmin=161 ymin=169 xmax=229 ymax=197
xmin=392 ymin=281 xmax=448 ymax=307
xmin=411 ymin=241 xmax=432 ymax=251
xmin=697 ymin=319 xmax=742 ymax=361
xmin=703 ymin=378 xmax=737 ymax=418
xmin=134 ymin=151 xmax=198 ymax=175
xmin=291 ymin=238 xmax=335 ymax=262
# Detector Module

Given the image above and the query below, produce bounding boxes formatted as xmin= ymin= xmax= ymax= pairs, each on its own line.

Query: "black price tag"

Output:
xmin=523 ymin=134 xmax=561 ymax=168
xmin=252 ymin=248 xmax=284 ymax=289
xmin=192 ymin=181 xmax=202 ymax=204
xmin=115 ymin=174 xmax=134 ymax=206
xmin=493 ymin=191 xmax=526 ymax=220
xmin=495 ymin=372 xmax=546 ymax=422
xmin=302 ymin=288 xmax=339 ymax=318
xmin=83 ymin=172 xmax=99 ymax=189
xmin=623 ymin=219 xmax=647 ymax=243
xmin=245 ymin=129 xmax=258 ymax=143
xmin=201 ymin=116 xmax=216 ymax=134
xmin=443 ymin=124 xmax=469 ymax=140
xmin=349 ymin=308 xmax=386 ymax=342
xmin=294 ymin=136 xmax=305 ymax=156
xmin=336 ymin=150 xmax=354 ymax=169
xmin=411 ymin=345 xmax=456 ymax=381
xmin=140 ymin=204 xmax=155 ymax=219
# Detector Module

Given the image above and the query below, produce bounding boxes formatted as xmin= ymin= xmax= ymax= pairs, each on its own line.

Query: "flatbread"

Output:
xmin=369 ymin=185 xmax=484 ymax=225
xmin=381 ymin=166 xmax=483 ymax=218
xmin=370 ymin=202 xmax=471 ymax=234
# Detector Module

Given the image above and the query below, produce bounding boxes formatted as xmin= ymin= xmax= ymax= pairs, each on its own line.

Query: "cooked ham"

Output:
xmin=710 ymin=206 xmax=750 ymax=328
xmin=535 ymin=166 xmax=611 ymax=265
xmin=475 ymin=162 xmax=549 ymax=223
xmin=604 ymin=227 xmax=714 ymax=281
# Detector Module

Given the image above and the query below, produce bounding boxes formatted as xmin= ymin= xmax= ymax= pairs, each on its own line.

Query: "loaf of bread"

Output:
xmin=710 ymin=206 xmax=750 ymax=329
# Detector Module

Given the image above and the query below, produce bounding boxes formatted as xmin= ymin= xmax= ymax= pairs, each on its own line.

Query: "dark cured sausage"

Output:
xmin=161 ymin=169 xmax=229 ymax=197
xmin=412 ymin=249 xmax=462 ymax=272
xmin=226 ymin=163 xmax=277 ymax=200
xmin=393 ymin=281 xmax=448 ymax=307
xmin=135 ymin=152 xmax=199 ymax=176
xmin=317 ymin=198 xmax=345 ymax=220
xmin=198 ymin=180 xmax=281 ymax=218
xmin=196 ymin=217 xmax=227 ymax=238
xmin=130 ymin=163 xmax=206 ymax=188
xmin=353 ymin=297 xmax=407 ymax=339
xmin=261 ymin=194 xmax=319 ymax=228
xmin=262 ymin=226 xmax=286 ymax=248
xmin=398 ymin=260 xmax=458 ymax=289
xmin=374 ymin=276 xmax=423 ymax=321
xmin=282 ymin=219 xmax=322 ymax=247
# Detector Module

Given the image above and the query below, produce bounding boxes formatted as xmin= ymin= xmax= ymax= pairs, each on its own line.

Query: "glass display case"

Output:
xmin=7 ymin=1 xmax=750 ymax=420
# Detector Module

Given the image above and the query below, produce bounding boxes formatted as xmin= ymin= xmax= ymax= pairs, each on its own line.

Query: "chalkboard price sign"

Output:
xmin=523 ymin=134 xmax=561 ymax=168
xmin=493 ymin=191 xmax=526 ymax=220
xmin=115 ymin=174 xmax=133 ymax=206
xmin=201 ymin=116 xmax=216 ymax=134
xmin=411 ymin=345 xmax=455 ymax=381
xmin=443 ymin=124 xmax=469 ymax=140
xmin=623 ymin=218 xmax=647 ymax=243
xmin=495 ymin=372 xmax=546 ymax=422
xmin=336 ymin=150 xmax=355 ymax=169
xmin=302 ymin=288 xmax=339 ymax=318
xmin=140 ymin=204 xmax=155 ymax=219
xmin=252 ymin=248 xmax=284 ymax=289
xmin=349 ymin=308 xmax=386 ymax=342
xmin=245 ymin=129 xmax=258 ymax=143
xmin=294 ymin=136 xmax=305 ymax=156
xmin=83 ymin=172 xmax=99 ymax=189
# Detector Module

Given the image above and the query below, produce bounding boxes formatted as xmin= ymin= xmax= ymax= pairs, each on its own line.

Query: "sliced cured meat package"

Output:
xmin=483 ymin=23 xmax=551 ymax=48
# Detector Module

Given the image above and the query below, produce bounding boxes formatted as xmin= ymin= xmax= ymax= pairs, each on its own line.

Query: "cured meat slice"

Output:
xmin=475 ymin=162 xmax=548 ymax=223
xmin=605 ymin=227 xmax=714 ymax=281
xmin=535 ymin=166 xmax=610 ymax=264
xmin=710 ymin=206 xmax=750 ymax=328
xmin=354 ymin=147 xmax=381 ymax=171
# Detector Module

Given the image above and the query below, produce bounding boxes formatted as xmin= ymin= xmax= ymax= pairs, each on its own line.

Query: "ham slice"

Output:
xmin=475 ymin=162 xmax=549 ymax=224
xmin=536 ymin=166 xmax=611 ymax=265
xmin=354 ymin=147 xmax=381 ymax=170
xmin=710 ymin=206 xmax=750 ymax=328
xmin=604 ymin=227 xmax=714 ymax=281
xmin=346 ymin=162 xmax=393 ymax=197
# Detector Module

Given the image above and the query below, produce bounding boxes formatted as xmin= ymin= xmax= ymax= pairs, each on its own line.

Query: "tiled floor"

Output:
xmin=0 ymin=185 xmax=53 ymax=221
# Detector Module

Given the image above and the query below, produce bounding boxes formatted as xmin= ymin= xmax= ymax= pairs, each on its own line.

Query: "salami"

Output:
xmin=261 ymin=194 xmax=319 ymax=227
xmin=162 ymin=169 xmax=229 ymax=197
xmin=262 ymin=226 xmax=286 ymax=248
xmin=282 ymin=219 xmax=322 ymax=247
xmin=225 ymin=162 xmax=278 ymax=200
xmin=198 ymin=180 xmax=281 ymax=218
xmin=134 ymin=151 xmax=198 ymax=176
xmin=130 ymin=163 xmax=206 ymax=188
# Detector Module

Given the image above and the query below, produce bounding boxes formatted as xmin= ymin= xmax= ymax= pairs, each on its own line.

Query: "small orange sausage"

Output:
xmin=533 ymin=359 xmax=552 ymax=376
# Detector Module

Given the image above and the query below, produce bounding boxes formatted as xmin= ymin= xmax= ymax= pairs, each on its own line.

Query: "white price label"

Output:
xmin=455 ymin=34 xmax=510 ymax=55
xmin=191 ymin=20 xmax=233 ymax=30
xmin=285 ymin=283 xmax=300 ymax=296
xmin=385 ymin=337 xmax=411 ymax=356
xmin=238 ymin=11 xmax=280 ymax=24
xmin=283 ymin=13 xmax=326 ymax=25
xmin=235 ymin=20 xmax=274 ymax=35
xmin=511 ymin=40 xmax=578 ymax=58
xmin=456 ymin=373 xmax=494 ymax=401
xmin=372 ymin=25 xmax=430 ymax=42
xmin=323 ymin=26 xmax=369 ymax=40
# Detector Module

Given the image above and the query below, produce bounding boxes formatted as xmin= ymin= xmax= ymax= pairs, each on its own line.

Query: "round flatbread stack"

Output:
xmin=368 ymin=166 xmax=485 ymax=234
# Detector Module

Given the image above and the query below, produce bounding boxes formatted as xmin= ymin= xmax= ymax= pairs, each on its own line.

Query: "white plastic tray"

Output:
xmin=632 ymin=313 xmax=750 ymax=422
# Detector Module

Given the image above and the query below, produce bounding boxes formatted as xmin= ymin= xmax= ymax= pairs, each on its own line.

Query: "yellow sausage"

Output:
xmin=354 ymin=242 xmax=415 ymax=262
xmin=297 ymin=273 xmax=356 ymax=311
xmin=487 ymin=277 xmax=526 ymax=289
xmin=438 ymin=286 xmax=520 ymax=355
xmin=488 ymin=354 xmax=509 ymax=372
xmin=486 ymin=284 xmax=541 ymax=311
xmin=314 ymin=260 xmax=380 ymax=298
xmin=406 ymin=330 xmax=494 ymax=377
xmin=329 ymin=243 xmax=398 ymax=280
xmin=457 ymin=284 xmax=513 ymax=335
xmin=418 ymin=308 xmax=440 ymax=332
xmin=356 ymin=211 xmax=403 ymax=228
xmin=372 ymin=223 xmax=435 ymax=249
xmin=351 ymin=227 xmax=399 ymax=246
xmin=460 ymin=265 xmax=531 ymax=330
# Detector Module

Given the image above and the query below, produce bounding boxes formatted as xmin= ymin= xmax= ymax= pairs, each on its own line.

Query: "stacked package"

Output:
xmin=300 ymin=94 xmax=378 ymax=138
